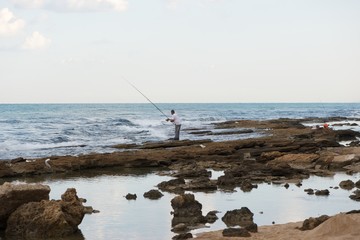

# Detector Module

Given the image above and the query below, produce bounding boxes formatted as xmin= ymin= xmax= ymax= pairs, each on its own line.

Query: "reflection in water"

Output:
xmin=1 ymin=169 xmax=360 ymax=240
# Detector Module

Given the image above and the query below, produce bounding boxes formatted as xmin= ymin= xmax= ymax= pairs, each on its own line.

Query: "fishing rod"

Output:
xmin=123 ymin=77 xmax=169 ymax=119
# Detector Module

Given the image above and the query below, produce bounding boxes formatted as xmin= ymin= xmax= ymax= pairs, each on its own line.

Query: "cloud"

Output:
xmin=22 ymin=31 xmax=51 ymax=50
xmin=11 ymin=0 xmax=45 ymax=8
xmin=11 ymin=0 xmax=128 ymax=12
xmin=0 ymin=8 xmax=26 ymax=36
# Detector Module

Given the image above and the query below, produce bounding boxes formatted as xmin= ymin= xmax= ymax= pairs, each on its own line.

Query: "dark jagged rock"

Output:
xmin=158 ymin=178 xmax=186 ymax=194
xmin=172 ymin=233 xmax=193 ymax=240
xmin=240 ymin=180 xmax=258 ymax=192
xmin=356 ymin=179 xmax=360 ymax=188
xmin=349 ymin=189 xmax=360 ymax=201
xmin=221 ymin=207 xmax=254 ymax=228
xmin=125 ymin=193 xmax=137 ymax=200
xmin=143 ymin=189 xmax=164 ymax=200
xmin=304 ymin=188 xmax=314 ymax=195
xmin=299 ymin=215 xmax=330 ymax=230
xmin=172 ymin=168 xmax=211 ymax=179
xmin=205 ymin=211 xmax=219 ymax=223
xmin=315 ymin=189 xmax=330 ymax=196
xmin=339 ymin=180 xmax=355 ymax=190
xmin=171 ymin=194 xmax=206 ymax=227
xmin=184 ymin=177 xmax=217 ymax=192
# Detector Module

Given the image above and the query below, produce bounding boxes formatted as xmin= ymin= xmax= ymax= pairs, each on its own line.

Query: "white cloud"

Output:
xmin=12 ymin=0 xmax=128 ymax=12
xmin=11 ymin=0 xmax=45 ymax=8
xmin=57 ymin=0 xmax=128 ymax=12
xmin=22 ymin=31 xmax=51 ymax=50
xmin=0 ymin=8 xmax=26 ymax=36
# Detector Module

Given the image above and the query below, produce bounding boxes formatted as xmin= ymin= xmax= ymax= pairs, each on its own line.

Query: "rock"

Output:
xmin=205 ymin=211 xmax=219 ymax=223
xmin=221 ymin=207 xmax=254 ymax=227
xmin=240 ymin=180 xmax=258 ymax=192
xmin=184 ymin=177 xmax=217 ymax=192
xmin=158 ymin=178 xmax=186 ymax=194
xmin=245 ymin=223 xmax=258 ymax=233
xmin=172 ymin=168 xmax=211 ymax=179
xmin=143 ymin=189 xmax=164 ymax=200
xmin=315 ymin=189 xmax=330 ymax=196
xmin=349 ymin=189 xmax=360 ymax=201
xmin=284 ymin=183 xmax=290 ymax=189
xmin=0 ymin=182 xmax=50 ymax=229
xmin=6 ymin=188 xmax=86 ymax=239
xmin=125 ymin=193 xmax=137 ymax=200
xmin=172 ymin=223 xmax=190 ymax=233
xmin=299 ymin=215 xmax=330 ymax=230
xmin=339 ymin=180 xmax=355 ymax=190
xmin=171 ymin=194 xmax=206 ymax=226
xmin=222 ymin=228 xmax=251 ymax=237
xmin=172 ymin=233 xmax=193 ymax=240
xmin=304 ymin=188 xmax=314 ymax=195
xmin=0 ymin=162 xmax=14 ymax=178
xmin=356 ymin=180 xmax=360 ymax=188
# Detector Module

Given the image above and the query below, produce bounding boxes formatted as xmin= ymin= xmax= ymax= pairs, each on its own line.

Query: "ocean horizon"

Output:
xmin=1 ymin=103 xmax=359 ymax=160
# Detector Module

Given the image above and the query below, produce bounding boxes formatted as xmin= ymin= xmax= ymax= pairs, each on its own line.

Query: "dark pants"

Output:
xmin=174 ymin=125 xmax=181 ymax=140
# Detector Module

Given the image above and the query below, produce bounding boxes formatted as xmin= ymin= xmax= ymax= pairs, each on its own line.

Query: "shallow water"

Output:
xmin=2 ymin=168 xmax=360 ymax=240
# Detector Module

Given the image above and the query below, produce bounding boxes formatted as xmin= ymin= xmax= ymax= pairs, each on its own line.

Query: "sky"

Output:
xmin=0 ymin=0 xmax=359 ymax=103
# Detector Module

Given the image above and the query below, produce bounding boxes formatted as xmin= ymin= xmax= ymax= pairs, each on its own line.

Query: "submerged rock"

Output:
xmin=125 ymin=193 xmax=137 ymax=200
xmin=339 ymin=180 xmax=355 ymax=190
xmin=143 ymin=189 xmax=163 ymax=200
xmin=315 ymin=189 xmax=330 ymax=196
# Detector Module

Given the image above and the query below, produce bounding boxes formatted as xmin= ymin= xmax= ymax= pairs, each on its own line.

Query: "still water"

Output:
xmin=2 ymin=168 xmax=359 ymax=240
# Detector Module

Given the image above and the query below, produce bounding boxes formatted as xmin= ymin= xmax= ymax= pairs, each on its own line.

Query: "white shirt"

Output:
xmin=171 ymin=113 xmax=181 ymax=125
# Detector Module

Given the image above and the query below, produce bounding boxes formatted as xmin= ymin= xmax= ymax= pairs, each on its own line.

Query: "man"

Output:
xmin=166 ymin=110 xmax=181 ymax=140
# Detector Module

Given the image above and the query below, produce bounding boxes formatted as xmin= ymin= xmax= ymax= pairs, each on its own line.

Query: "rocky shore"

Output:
xmin=1 ymin=117 xmax=360 ymax=239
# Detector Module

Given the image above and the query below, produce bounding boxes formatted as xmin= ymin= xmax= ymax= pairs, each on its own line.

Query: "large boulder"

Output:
xmin=222 ymin=207 xmax=255 ymax=228
xmin=6 ymin=188 xmax=86 ymax=239
xmin=171 ymin=193 xmax=206 ymax=226
xmin=0 ymin=182 xmax=50 ymax=229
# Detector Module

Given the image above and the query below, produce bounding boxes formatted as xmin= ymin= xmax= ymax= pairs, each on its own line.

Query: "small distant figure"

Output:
xmin=166 ymin=110 xmax=181 ymax=140
xmin=323 ymin=123 xmax=329 ymax=129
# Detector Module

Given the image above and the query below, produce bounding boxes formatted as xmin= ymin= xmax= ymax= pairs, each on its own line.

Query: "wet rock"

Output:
xmin=205 ymin=211 xmax=219 ymax=223
xmin=172 ymin=168 xmax=211 ymax=179
xmin=0 ymin=182 xmax=50 ymax=229
xmin=299 ymin=215 xmax=330 ymax=230
xmin=349 ymin=189 xmax=360 ymax=201
xmin=339 ymin=180 xmax=355 ymax=190
xmin=171 ymin=194 xmax=206 ymax=227
xmin=6 ymin=188 xmax=86 ymax=239
xmin=355 ymin=179 xmax=360 ymax=188
xmin=284 ymin=183 xmax=290 ymax=189
xmin=315 ymin=189 xmax=330 ymax=196
xmin=143 ymin=189 xmax=164 ymax=200
xmin=221 ymin=207 xmax=254 ymax=228
xmin=304 ymin=188 xmax=314 ymax=195
xmin=222 ymin=228 xmax=251 ymax=237
xmin=158 ymin=178 xmax=186 ymax=194
xmin=245 ymin=223 xmax=258 ymax=233
xmin=172 ymin=223 xmax=190 ymax=233
xmin=172 ymin=233 xmax=193 ymax=240
xmin=184 ymin=177 xmax=217 ymax=192
xmin=125 ymin=193 xmax=137 ymax=200
xmin=240 ymin=180 xmax=258 ymax=192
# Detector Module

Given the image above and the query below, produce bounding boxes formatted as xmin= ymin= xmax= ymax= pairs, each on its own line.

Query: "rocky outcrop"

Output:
xmin=221 ymin=208 xmax=256 ymax=230
xmin=170 ymin=194 xmax=206 ymax=227
xmin=299 ymin=215 xmax=330 ymax=230
xmin=0 ymin=182 xmax=50 ymax=229
xmin=6 ymin=188 xmax=86 ymax=239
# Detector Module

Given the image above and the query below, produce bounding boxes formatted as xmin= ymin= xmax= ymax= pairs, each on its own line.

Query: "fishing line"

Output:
xmin=122 ymin=76 xmax=169 ymax=119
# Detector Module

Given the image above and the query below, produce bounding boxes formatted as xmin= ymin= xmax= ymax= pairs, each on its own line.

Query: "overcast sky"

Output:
xmin=0 ymin=0 xmax=359 ymax=103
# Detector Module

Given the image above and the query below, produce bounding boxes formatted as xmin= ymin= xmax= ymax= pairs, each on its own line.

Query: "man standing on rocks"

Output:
xmin=166 ymin=110 xmax=181 ymax=140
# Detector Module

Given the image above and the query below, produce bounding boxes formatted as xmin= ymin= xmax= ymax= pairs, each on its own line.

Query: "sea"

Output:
xmin=1 ymin=103 xmax=360 ymax=161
